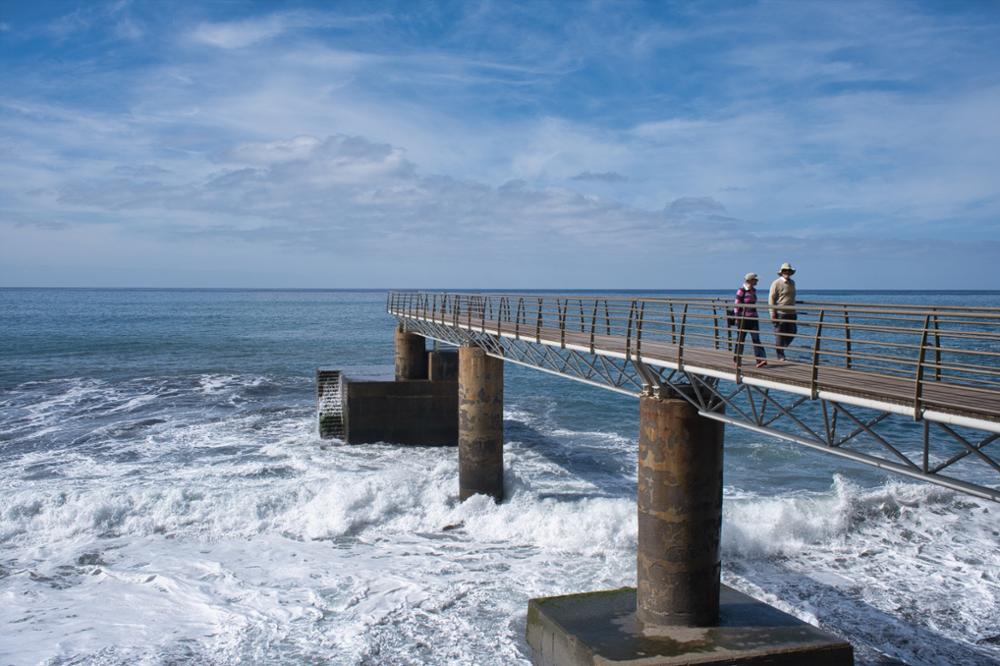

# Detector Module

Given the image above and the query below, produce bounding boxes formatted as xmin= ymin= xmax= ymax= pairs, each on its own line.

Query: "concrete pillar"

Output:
xmin=637 ymin=390 xmax=724 ymax=627
xmin=394 ymin=326 xmax=427 ymax=381
xmin=428 ymin=349 xmax=459 ymax=381
xmin=458 ymin=345 xmax=504 ymax=502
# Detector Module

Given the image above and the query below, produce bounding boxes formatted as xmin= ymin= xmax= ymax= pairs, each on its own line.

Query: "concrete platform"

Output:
xmin=344 ymin=378 xmax=458 ymax=445
xmin=316 ymin=370 xmax=458 ymax=445
xmin=526 ymin=586 xmax=853 ymax=666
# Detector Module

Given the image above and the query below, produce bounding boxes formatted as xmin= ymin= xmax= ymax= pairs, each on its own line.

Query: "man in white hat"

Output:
xmin=769 ymin=262 xmax=797 ymax=361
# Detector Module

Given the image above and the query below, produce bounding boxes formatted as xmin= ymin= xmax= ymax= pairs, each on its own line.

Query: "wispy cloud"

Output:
xmin=2 ymin=1 xmax=999 ymax=287
xmin=572 ymin=171 xmax=627 ymax=183
xmin=190 ymin=11 xmax=384 ymax=49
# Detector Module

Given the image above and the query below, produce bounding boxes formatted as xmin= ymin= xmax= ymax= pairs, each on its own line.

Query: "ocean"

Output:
xmin=1 ymin=288 xmax=998 ymax=665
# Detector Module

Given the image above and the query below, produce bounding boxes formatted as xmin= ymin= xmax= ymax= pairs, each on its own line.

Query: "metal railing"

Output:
xmin=387 ymin=291 xmax=1000 ymax=422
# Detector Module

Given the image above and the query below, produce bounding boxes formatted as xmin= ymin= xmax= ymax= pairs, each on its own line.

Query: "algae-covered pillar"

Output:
xmin=637 ymin=388 xmax=723 ymax=626
xmin=395 ymin=325 xmax=427 ymax=380
xmin=458 ymin=344 xmax=504 ymax=502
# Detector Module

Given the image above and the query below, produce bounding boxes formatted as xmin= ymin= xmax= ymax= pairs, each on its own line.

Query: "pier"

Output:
xmin=322 ymin=291 xmax=1000 ymax=665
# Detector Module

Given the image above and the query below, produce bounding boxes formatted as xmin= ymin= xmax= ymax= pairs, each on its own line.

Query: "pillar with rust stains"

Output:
xmin=394 ymin=325 xmax=427 ymax=381
xmin=458 ymin=345 xmax=504 ymax=502
xmin=637 ymin=390 xmax=724 ymax=627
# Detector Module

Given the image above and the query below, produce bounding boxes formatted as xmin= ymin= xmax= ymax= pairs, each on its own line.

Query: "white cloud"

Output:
xmin=223 ymin=136 xmax=323 ymax=165
xmin=190 ymin=11 xmax=383 ymax=49
xmin=571 ymin=171 xmax=627 ymax=183
xmin=191 ymin=16 xmax=293 ymax=49
xmin=114 ymin=16 xmax=143 ymax=41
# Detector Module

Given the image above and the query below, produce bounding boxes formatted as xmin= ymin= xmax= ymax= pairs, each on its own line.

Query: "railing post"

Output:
xmin=536 ymin=298 xmax=543 ymax=343
xmin=636 ymin=301 xmax=646 ymax=358
xmin=625 ymin=301 xmax=636 ymax=360
xmin=589 ymin=300 xmax=598 ymax=353
xmin=497 ymin=297 xmax=505 ymax=336
xmin=734 ymin=313 xmax=745 ymax=381
xmin=727 ymin=297 xmax=737 ymax=353
xmin=914 ymin=314 xmax=931 ymax=420
xmin=843 ymin=307 xmax=852 ymax=369
xmin=712 ymin=305 xmax=720 ymax=350
xmin=515 ymin=297 xmax=524 ymax=340
xmin=558 ymin=299 xmax=568 ymax=348
xmin=604 ymin=300 xmax=611 ymax=335
xmin=933 ymin=313 xmax=941 ymax=381
xmin=811 ymin=310 xmax=825 ymax=399
xmin=676 ymin=304 xmax=688 ymax=370
xmin=669 ymin=303 xmax=676 ymax=344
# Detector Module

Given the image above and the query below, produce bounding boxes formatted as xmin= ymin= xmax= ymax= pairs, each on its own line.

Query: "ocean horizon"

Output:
xmin=5 ymin=287 xmax=1000 ymax=294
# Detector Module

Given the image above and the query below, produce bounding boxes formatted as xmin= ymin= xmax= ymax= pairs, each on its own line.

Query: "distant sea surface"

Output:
xmin=1 ymin=288 xmax=998 ymax=665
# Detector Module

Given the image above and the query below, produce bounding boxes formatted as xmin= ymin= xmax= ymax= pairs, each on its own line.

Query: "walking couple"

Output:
xmin=732 ymin=262 xmax=797 ymax=368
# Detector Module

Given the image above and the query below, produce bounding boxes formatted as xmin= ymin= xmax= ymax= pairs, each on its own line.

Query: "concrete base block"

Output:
xmin=317 ymin=369 xmax=458 ymax=445
xmin=526 ymin=586 xmax=853 ymax=666
xmin=344 ymin=379 xmax=458 ymax=446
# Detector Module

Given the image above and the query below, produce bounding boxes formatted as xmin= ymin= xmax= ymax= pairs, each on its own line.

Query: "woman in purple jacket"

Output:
xmin=733 ymin=272 xmax=768 ymax=368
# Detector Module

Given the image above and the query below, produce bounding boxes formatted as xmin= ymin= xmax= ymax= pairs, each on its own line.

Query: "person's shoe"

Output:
xmin=776 ymin=352 xmax=785 ymax=361
xmin=755 ymin=360 xmax=768 ymax=369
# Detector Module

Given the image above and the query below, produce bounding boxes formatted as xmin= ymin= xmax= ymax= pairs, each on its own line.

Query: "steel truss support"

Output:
xmin=397 ymin=316 xmax=999 ymax=502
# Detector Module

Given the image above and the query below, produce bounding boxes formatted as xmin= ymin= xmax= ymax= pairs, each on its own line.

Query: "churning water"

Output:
xmin=1 ymin=289 xmax=998 ymax=665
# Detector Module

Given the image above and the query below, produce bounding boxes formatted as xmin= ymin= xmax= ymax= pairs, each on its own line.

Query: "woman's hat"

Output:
xmin=744 ymin=272 xmax=758 ymax=282
xmin=777 ymin=262 xmax=796 ymax=275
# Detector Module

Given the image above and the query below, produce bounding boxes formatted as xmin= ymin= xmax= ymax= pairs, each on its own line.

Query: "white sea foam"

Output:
xmin=722 ymin=476 xmax=1000 ymax=664
xmin=1 ymin=382 xmax=998 ymax=665
xmin=0 ymin=418 xmax=639 ymax=664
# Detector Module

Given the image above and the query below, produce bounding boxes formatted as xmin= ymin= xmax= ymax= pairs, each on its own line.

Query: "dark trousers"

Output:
xmin=735 ymin=318 xmax=766 ymax=361
xmin=773 ymin=312 xmax=798 ymax=357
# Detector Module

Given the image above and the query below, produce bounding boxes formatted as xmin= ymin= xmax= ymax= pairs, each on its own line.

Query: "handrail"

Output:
xmin=419 ymin=290 xmax=1000 ymax=317
xmin=387 ymin=290 xmax=1000 ymax=419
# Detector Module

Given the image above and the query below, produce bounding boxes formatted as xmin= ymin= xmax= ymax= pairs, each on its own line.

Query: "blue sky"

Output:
xmin=2 ymin=1 xmax=1000 ymax=289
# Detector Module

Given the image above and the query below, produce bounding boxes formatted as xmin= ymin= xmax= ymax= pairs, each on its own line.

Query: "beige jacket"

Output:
xmin=768 ymin=277 xmax=796 ymax=319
